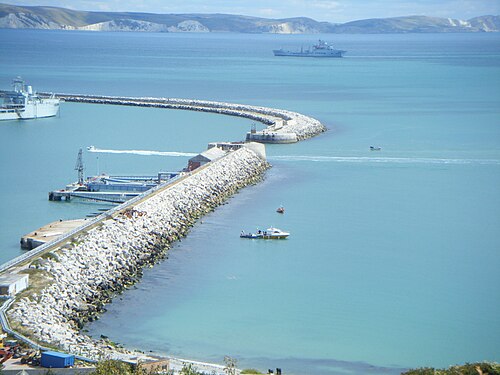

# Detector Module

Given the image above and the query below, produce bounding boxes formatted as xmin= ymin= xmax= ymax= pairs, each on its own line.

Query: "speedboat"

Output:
xmin=87 ymin=145 xmax=96 ymax=151
xmin=262 ymin=227 xmax=290 ymax=239
xmin=240 ymin=227 xmax=290 ymax=239
xmin=370 ymin=146 xmax=382 ymax=151
xmin=276 ymin=206 xmax=285 ymax=214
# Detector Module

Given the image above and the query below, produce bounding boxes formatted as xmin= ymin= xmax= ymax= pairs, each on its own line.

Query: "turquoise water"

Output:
xmin=1 ymin=30 xmax=499 ymax=374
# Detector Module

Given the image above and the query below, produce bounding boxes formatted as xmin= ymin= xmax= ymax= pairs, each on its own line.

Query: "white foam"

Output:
xmin=87 ymin=147 xmax=196 ymax=157
xmin=271 ymin=155 xmax=500 ymax=165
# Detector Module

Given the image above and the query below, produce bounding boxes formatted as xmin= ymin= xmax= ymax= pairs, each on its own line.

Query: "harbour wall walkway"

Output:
xmin=0 ymin=94 xmax=327 ymax=371
xmin=7 ymin=146 xmax=269 ymax=362
xmin=47 ymin=93 xmax=327 ymax=141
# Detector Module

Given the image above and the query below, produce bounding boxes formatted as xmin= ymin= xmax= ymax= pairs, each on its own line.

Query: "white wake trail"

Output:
xmin=87 ymin=147 xmax=197 ymax=157
xmin=271 ymin=155 xmax=500 ymax=165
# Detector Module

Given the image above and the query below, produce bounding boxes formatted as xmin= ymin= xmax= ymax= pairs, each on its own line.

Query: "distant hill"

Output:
xmin=329 ymin=15 xmax=500 ymax=33
xmin=0 ymin=3 xmax=498 ymax=33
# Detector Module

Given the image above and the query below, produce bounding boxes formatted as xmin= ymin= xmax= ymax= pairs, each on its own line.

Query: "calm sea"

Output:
xmin=0 ymin=30 xmax=499 ymax=374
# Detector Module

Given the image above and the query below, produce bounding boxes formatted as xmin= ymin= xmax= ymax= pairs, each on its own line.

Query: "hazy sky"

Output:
xmin=6 ymin=0 xmax=500 ymax=22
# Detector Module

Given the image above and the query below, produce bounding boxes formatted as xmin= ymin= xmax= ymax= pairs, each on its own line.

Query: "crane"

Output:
xmin=75 ymin=148 xmax=84 ymax=185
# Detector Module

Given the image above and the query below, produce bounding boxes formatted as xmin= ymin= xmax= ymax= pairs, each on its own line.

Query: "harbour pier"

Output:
xmin=41 ymin=93 xmax=327 ymax=141
xmin=0 ymin=93 xmax=327 ymax=372
xmin=2 ymin=143 xmax=270 ymax=368
xmin=49 ymin=165 xmax=180 ymax=204
xmin=20 ymin=219 xmax=88 ymax=250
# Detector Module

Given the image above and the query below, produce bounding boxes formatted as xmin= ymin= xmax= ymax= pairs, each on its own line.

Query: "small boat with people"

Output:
xmin=276 ymin=206 xmax=285 ymax=214
xmin=240 ymin=227 xmax=290 ymax=239
xmin=370 ymin=146 xmax=382 ymax=151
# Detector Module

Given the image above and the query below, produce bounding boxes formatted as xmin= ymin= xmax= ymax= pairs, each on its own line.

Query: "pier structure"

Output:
xmin=0 ymin=142 xmax=268 ymax=370
xmin=20 ymin=219 xmax=88 ymax=250
xmin=41 ymin=93 xmax=326 ymax=141
xmin=246 ymin=123 xmax=298 ymax=143
xmin=0 ymin=92 xmax=327 ymax=372
xmin=49 ymin=172 xmax=180 ymax=203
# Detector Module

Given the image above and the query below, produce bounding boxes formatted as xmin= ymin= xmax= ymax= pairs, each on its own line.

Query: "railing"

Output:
xmin=0 ymin=297 xmax=97 ymax=363
xmin=0 ymin=174 xmax=183 ymax=274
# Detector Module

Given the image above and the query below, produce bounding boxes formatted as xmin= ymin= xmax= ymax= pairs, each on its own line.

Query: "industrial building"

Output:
xmin=0 ymin=273 xmax=29 ymax=296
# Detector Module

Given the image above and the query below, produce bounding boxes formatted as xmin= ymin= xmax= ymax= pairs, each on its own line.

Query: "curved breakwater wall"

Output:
xmin=51 ymin=94 xmax=327 ymax=141
xmin=8 ymin=147 xmax=269 ymax=360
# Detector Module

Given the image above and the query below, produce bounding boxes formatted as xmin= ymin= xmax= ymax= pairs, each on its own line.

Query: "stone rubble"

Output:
xmin=52 ymin=94 xmax=327 ymax=141
xmin=8 ymin=147 xmax=269 ymax=361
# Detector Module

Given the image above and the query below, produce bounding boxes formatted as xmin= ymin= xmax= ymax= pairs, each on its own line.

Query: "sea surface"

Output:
xmin=0 ymin=30 xmax=499 ymax=374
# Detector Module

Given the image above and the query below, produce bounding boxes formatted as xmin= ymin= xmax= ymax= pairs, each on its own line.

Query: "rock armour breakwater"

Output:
xmin=50 ymin=94 xmax=327 ymax=141
xmin=8 ymin=147 xmax=269 ymax=360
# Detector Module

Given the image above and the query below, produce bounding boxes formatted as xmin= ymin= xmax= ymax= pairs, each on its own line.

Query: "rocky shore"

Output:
xmin=49 ymin=94 xmax=327 ymax=141
xmin=8 ymin=146 xmax=269 ymax=360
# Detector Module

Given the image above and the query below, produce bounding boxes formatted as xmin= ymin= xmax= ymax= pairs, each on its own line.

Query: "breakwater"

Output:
xmin=8 ymin=146 xmax=269 ymax=361
xmin=48 ymin=93 xmax=327 ymax=141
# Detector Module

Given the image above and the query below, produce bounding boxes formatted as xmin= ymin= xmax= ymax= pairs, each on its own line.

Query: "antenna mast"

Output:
xmin=75 ymin=148 xmax=84 ymax=185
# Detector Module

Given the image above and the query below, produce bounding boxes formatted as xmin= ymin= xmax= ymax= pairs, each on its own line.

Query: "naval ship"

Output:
xmin=273 ymin=39 xmax=346 ymax=58
xmin=0 ymin=77 xmax=60 ymax=120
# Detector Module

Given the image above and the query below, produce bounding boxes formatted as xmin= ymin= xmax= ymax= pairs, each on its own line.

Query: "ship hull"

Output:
xmin=273 ymin=49 xmax=345 ymax=58
xmin=0 ymin=99 xmax=59 ymax=121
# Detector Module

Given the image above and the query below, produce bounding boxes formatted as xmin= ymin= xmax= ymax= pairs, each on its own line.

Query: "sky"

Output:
xmin=4 ymin=0 xmax=500 ymax=23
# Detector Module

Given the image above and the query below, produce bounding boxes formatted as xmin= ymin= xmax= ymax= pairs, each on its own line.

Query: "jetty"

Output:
xmin=49 ymin=149 xmax=181 ymax=204
xmin=41 ymin=93 xmax=327 ymax=141
xmin=0 ymin=94 xmax=327 ymax=373
xmin=1 ymin=143 xmax=269 ymax=369
xmin=20 ymin=219 xmax=88 ymax=250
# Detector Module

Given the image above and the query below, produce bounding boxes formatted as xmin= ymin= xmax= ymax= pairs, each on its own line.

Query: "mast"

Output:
xmin=75 ymin=148 xmax=84 ymax=185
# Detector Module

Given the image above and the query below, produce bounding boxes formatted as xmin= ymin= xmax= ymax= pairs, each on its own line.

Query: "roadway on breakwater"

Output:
xmin=46 ymin=93 xmax=327 ymax=140
xmin=0 ymin=95 xmax=326 ymax=373
xmin=6 ymin=146 xmax=269 ymax=368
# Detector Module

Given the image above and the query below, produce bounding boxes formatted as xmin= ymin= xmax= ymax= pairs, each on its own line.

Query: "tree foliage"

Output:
xmin=180 ymin=363 xmax=204 ymax=375
xmin=401 ymin=362 xmax=500 ymax=375
xmin=224 ymin=356 xmax=238 ymax=375
xmin=88 ymin=359 xmax=160 ymax=375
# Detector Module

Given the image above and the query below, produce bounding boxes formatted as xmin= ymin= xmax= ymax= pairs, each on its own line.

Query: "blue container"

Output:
xmin=41 ymin=351 xmax=75 ymax=368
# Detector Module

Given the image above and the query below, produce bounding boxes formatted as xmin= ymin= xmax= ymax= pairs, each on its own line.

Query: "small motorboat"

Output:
xmin=87 ymin=145 xmax=96 ymax=151
xmin=370 ymin=146 xmax=381 ymax=151
xmin=240 ymin=227 xmax=290 ymax=239
xmin=240 ymin=232 xmax=262 ymax=239
xmin=276 ymin=206 xmax=285 ymax=214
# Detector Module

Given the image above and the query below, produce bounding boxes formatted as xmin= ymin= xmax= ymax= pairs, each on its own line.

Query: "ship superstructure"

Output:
xmin=273 ymin=40 xmax=346 ymax=58
xmin=0 ymin=77 xmax=60 ymax=120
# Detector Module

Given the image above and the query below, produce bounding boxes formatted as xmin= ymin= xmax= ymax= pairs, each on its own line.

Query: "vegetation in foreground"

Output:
xmin=401 ymin=362 xmax=500 ymax=375
xmin=3 ymin=357 xmax=498 ymax=375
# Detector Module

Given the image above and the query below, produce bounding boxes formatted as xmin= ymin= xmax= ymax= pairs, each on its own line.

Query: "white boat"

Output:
xmin=87 ymin=145 xmax=96 ymax=151
xmin=0 ymin=77 xmax=60 ymax=121
xmin=370 ymin=146 xmax=382 ymax=151
xmin=240 ymin=227 xmax=290 ymax=239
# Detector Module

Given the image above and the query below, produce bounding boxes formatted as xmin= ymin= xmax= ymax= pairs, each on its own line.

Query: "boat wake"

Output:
xmin=87 ymin=147 xmax=196 ymax=157
xmin=271 ymin=155 xmax=500 ymax=165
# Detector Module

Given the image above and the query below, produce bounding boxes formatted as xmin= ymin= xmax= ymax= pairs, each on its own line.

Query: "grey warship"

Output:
xmin=273 ymin=39 xmax=346 ymax=58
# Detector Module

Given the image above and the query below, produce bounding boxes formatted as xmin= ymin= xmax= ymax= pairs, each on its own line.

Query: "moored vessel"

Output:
xmin=0 ymin=77 xmax=60 ymax=121
xmin=273 ymin=40 xmax=346 ymax=58
xmin=240 ymin=227 xmax=290 ymax=239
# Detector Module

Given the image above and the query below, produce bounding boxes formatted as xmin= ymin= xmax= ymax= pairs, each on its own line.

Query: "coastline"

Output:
xmin=0 ymin=96 xmax=326 ymax=372
xmin=7 ymin=146 xmax=269 ymax=361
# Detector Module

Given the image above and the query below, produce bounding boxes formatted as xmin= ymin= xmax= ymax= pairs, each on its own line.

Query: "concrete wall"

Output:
xmin=0 ymin=274 xmax=29 ymax=296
